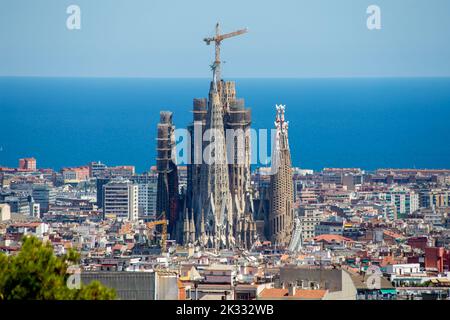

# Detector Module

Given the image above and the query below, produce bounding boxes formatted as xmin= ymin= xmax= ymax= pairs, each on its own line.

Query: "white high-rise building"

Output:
xmin=379 ymin=188 xmax=419 ymax=219
xmin=131 ymin=174 xmax=158 ymax=219
xmin=103 ymin=179 xmax=138 ymax=221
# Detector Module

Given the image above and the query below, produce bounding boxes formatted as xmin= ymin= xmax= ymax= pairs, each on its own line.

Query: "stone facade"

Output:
xmin=268 ymin=105 xmax=294 ymax=246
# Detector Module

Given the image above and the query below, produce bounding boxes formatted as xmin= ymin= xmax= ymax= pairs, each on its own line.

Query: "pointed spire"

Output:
xmin=183 ymin=208 xmax=190 ymax=245
xmin=268 ymin=105 xmax=294 ymax=247
xmin=200 ymin=209 xmax=206 ymax=234
xmin=199 ymin=209 xmax=207 ymax=247
xmin=190 ymin=211 xmax=196 ymax=244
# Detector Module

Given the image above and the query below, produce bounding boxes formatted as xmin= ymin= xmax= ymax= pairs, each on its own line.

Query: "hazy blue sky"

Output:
xmin=1 ymin=0 xmax=450 ymax=77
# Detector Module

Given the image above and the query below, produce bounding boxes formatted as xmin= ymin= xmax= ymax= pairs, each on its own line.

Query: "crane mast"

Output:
xmin=203 ymin=23 xmax=248 ymax=86
xmin=146 ymin=211 xmax=168 ymax=253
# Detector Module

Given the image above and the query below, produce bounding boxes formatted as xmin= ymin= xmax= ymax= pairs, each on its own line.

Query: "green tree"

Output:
xmin=0 ymin=236 xmax=116 ymax=300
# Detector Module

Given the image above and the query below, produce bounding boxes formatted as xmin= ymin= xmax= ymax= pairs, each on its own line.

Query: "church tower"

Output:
xmin=185 ymin=23 xmax=255 ymax=249
xmin=198 ymin=77 xmax=235 ymax=249
xmin=268 ymin=105 xmax=294 ymax=246
xmin=156 ymin=111 xmax=179 ymax=238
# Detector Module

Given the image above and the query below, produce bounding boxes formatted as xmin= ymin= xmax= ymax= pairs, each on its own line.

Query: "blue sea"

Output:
xmin=1 ymin=77 xmax=450 ymax=173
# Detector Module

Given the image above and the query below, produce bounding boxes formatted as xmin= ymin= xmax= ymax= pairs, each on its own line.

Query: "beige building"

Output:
xmin=298 ymin=206 xmax=323 ymax=240
xmin=0 ymin=203 xmax=11 ymax=222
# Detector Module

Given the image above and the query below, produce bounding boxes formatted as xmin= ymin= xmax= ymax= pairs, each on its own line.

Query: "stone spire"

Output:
xmin=183 ymin=208 xmax=190 ymax=245
xmin=268 ymin=105 xmax=294 ymax=247
xmin=199 ymin=80 xmax=235 ymax=249
xmin=226 ymin=96 xmax=253 ymax=238
xmin=156 ymin=111 xmax=179 ymax=237
xmin=200 ymin=209 xmax=207 ymax=247
xmin=187 ymin=30 xmax=252 ymax=250
xmin=189 ymin=212 xmax=196 ymax=244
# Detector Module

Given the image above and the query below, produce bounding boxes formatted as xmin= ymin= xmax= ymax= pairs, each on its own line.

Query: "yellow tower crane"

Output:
xmin=146 ymin=211 xmax=168 ymax=253
xmin=203 ymin=23 xmax=248 ymax=84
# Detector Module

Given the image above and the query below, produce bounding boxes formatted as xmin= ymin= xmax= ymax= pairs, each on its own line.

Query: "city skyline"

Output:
xmin=2 ymin=2 xmax=450 ymax=304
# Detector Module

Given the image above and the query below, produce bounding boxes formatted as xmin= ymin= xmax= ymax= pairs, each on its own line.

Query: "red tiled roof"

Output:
xmin=383 ymin=230 xmax=404 ymax=239
xmin=259 ymin=288 xmax=327 ymax=299
xmin=112 ymin=244 xmax=124 ymax=251
xmin=311 ymin=234 xmax=353 ymax=243
xmin=10 ymin=222 xmax=42 ymax=228
xmin=280 ymin=254 xmax=290 ymax=261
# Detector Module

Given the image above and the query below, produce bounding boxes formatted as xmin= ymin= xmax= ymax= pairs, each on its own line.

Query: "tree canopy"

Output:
xmin=0 ymin=236 xmax=116 ymax=300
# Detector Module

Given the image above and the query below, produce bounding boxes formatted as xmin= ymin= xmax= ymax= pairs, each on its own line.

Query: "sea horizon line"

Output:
xmin=1 ymin=75 xmax=450 ymax=80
